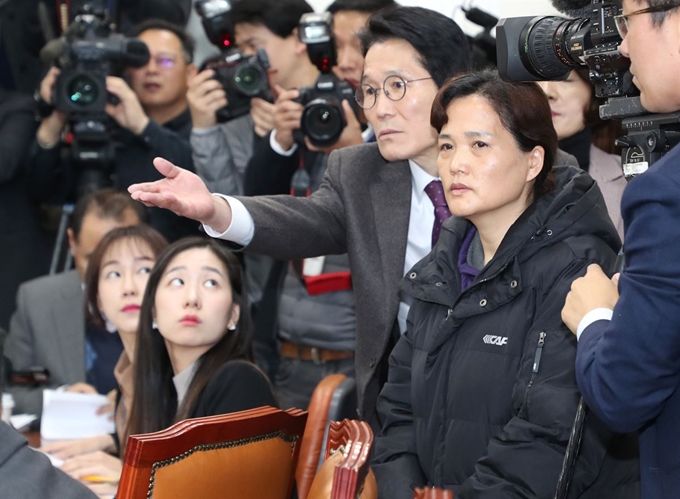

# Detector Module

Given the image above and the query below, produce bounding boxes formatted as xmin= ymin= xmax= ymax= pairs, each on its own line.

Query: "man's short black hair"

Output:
xmin=230 ymin=0 xmax=313 ymax=39
xmin=129 ymin=19 xmax=196 ymax=63
xmin=639 ymin=0 xmax=680 ymax=25
xmin=359 ymin=7 xmax=471 ymax=88
xmin=69 ymin=189 xmax=146 ymax=241
xmin=327 ymin=0 xmax=396 ymax=15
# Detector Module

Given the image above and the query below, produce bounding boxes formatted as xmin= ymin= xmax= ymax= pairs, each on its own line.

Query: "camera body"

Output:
xmin=295 ymin=12 xmax=360 ymax=148
xmin=496 ymin=0 xmax=680 ymax=178
xmin=202 ymin=49 xmax=273 ymax=123
xmin=196 ymin=0 xmax=273 ymax=123
xmin=496 ymin=0 xmax=626 ymax=99
xmin=42 ymin=0 xmax=150 ymax=196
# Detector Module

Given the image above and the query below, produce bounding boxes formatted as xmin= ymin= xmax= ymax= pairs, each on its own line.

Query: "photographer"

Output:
xmin=28 ymin=19 xmax=199 ymax=242
xmin=0 ymin=89 xmax=50 ymax=330
xmin=188 ymin=0 xmax=319 ymax=196
xmin=561 ymin=1 xmax=680 ymax=498
xmin=0 ymin=0 xmax=192 ymax=94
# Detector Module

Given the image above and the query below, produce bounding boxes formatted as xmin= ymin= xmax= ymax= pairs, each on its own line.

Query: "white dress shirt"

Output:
xmin=204 ymin=158 xmax=439 ymax=335
xmin=576 ymin=308 xmax=614 ymax=340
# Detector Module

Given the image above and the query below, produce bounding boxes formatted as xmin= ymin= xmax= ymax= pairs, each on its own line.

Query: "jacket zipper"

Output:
xmin=522 ymin=332 xmax=546 ymax=416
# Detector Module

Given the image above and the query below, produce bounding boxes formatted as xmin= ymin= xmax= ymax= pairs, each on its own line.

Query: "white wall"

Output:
xmin=307 ymin=0 xmax=563 ymax=36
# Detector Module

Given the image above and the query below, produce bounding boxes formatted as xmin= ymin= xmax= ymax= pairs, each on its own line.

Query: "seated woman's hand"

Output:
xmin=42 ymin=435 xmax=115 ymax=460
xmin=60 ymin=450 xmax=122 ymax=482
xmin=65 ymin=382 xmax=98 ymax=394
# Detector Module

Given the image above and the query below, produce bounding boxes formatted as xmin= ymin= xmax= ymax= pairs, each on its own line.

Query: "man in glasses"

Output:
xmin=29 ymin=19 xmax=199 ymax=242
xmin=129 ymin=7 xmax=576 ymax=429
xmin=562 ymin=1 xmax=680 ymax=497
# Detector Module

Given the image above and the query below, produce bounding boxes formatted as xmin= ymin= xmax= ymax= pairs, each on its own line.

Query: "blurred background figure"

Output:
xmin=5 ymin=190 xmax=144 ymax=417
xmin=539 ymin=69 xmax=627 ymax=239
xmin=0 ymin=89 xmax=50 ymax=330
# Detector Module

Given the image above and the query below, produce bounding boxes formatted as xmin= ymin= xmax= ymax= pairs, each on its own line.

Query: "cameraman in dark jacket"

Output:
xmin=373 ymin=71 xmax=639 ymax=499
xmin=27 ymin=19 xmax=199 ymax=242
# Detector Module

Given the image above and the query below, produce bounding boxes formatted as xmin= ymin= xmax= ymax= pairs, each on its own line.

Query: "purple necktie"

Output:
xmin=424 ymin=180 xmax=452 ymax=247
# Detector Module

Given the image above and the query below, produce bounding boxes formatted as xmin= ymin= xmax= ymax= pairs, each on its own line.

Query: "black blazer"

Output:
xmin=0 ymin=89 xmax=49 ymax=329
xmin=188 ymin=360 xmax=278 ymax=418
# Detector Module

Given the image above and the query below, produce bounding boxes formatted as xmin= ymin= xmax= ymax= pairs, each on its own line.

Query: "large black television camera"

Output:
xmin=497 ymin=0 xmax=680 ymax=178
xmin=294 ymin=12 xmax=360 ymax=148
xmin=40 ymin=0 xmax=150 ymax=196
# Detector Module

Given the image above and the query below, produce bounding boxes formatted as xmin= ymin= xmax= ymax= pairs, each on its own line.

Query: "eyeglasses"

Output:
xmin=149 ymin=54 xmax=182 ymax=70
xmin=355 ymin=75 xmax=433 ymax=110
xmin=614 ymin=3 xmax=680 ymax=38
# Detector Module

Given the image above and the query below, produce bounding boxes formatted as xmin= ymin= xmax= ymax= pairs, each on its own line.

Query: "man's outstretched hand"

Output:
xmin=128 ymin=158 xmax=232 ymax=232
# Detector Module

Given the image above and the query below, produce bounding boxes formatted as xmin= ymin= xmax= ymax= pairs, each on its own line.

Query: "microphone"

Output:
xmin=40 ymin=38 xmax=66 ymax=64
xmin=550 ymin=0 xmax=593 ymax=18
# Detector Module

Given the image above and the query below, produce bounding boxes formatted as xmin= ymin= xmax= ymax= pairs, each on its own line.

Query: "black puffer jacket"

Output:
xmin=372 ymin=166 xmax=639 ymax=499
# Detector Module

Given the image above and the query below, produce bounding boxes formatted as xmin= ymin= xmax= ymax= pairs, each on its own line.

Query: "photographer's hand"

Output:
xmin=250 ymin=97 xmax=276 ymax=137
xmin=306 ymin=99 xmax=364 ymax=153
xmin=129 ymin=157 xmax=233 ymax=232
xmin=562 ymin=264 xmax=620 ymax=334
xmin=105 ymin=77 xmax=150 ymax=135
xmin=273 ymin=86 xmax=303 ymax=151
xmin=187 ymin=70 xmax=227 ymax=130
xmin=36 ymin=67 xmax=66 ymax=148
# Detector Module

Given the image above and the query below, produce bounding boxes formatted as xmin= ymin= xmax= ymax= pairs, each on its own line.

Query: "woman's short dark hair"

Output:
xmin=358 ymin=7 xmax=471 ymax=88
xmin=431 ymin=70 xmax=558 ymax=200
xmin=125 ymin=237 xmax=253 ymax=449
xmin=84 ymin=225 xmax=169 ymax=330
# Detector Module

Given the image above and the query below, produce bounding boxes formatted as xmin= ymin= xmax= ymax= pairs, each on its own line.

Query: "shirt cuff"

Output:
xmin=576 ymin=308 xmax=613 ymax=340
xmin=270 ymin=129 xmax=298 ymax=156
xmin=202 ymin=194 xmax=255 ymax=246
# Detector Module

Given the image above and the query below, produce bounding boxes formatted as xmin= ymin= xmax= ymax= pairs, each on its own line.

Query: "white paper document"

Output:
xmin=40 ymin=389 xmax=115 ymax=441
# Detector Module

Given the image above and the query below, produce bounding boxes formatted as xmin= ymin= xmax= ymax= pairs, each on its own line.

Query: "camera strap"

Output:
xmin=56 ymin=0 xmax=71 ymax=34
xmin=290 ymin=155 xmax=352 ymax=296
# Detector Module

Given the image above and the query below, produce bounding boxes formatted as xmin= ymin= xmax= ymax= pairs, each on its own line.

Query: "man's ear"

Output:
xmin=67 ymin=228 xmax=77 ymax=256
xmin=186 ymin=63 xmax=198 ymax=81
xmin=290 ymin=28 xmax=307 ymax=57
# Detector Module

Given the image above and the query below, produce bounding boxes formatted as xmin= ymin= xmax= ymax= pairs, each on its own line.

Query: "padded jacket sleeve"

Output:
xmin=372 ymin=331 xmax=428 ymax=499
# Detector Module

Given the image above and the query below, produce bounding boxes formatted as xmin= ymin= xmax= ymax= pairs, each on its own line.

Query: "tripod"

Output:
xmin=49 ymin=203 xmax=75 ymax=275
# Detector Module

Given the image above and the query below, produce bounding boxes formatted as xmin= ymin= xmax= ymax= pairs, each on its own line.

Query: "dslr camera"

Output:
xmin=195 ymin=0 xmax=273 ymax=123
xmin=496 ymin=0 xmax=680 ymax=177
xmin=294 ymin=12 xmax=360 ymax=148
xmin=41 ymin=0 xmax=150 ymax=195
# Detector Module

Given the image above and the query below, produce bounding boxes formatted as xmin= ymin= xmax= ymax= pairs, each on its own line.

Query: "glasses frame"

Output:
xmin=354 ymin=75 xmax=434 ymax=110
xmin=614 ymin=3 xmax=680 ymax=38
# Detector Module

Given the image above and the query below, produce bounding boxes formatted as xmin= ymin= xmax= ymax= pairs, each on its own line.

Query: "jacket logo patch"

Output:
xmin=483 ymin=335 xmax=508 ymax=346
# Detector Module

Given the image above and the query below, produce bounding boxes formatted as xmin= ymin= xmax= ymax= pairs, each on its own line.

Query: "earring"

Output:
xmin=152 ymin=320 xmax=158 ymax=330
xmin=228 ymin=323 xmax=236 ymax=331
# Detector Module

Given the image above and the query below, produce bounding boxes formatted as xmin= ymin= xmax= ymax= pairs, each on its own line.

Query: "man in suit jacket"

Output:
xmin=562 ymin=1 xmax=680 ymax=497
xmin=5 ymin=189 xmax=143 ymax=416
xmin=130 ymin=7 xmax=579 ymax=429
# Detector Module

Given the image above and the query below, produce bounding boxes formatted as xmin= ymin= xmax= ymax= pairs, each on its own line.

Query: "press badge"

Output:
xmin=303 ymin=256 xmax=326 ymax=277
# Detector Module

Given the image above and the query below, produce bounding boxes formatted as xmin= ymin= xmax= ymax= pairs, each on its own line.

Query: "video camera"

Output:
xmin=294 ymin=12 xmax=360 ymax=148
xmin=40 ymin=0 xmax=150 ymax=196
xmin=496 ymin=0 xmax=680 ymax=177
xmin=195 ymin=0 xmax=273 ymax=123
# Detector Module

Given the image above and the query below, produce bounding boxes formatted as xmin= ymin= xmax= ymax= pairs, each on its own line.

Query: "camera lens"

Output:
xmin=234 ymin=63 xmax=266 ymax=96
xmin=66 ymin=75 xmax=100 ymax=107
xmin=301 ymin=99 xmax=345 ymax=147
